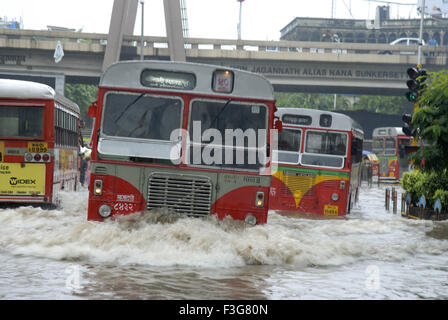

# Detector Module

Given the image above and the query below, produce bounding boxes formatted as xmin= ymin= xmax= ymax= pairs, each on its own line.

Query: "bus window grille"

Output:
xmin=147 ymin=172 xmax=212 ymax=216
xmin=282 ymin=173 xmax=315 ymax=198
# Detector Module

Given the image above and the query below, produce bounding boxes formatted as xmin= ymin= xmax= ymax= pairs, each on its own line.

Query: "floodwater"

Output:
xmin=1 ymin=183 xmax=448 ymax=300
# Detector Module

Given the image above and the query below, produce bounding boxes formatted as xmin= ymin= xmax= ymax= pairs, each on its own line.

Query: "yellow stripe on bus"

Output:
xmin=274 ymin=170 xmax=348 ymax=207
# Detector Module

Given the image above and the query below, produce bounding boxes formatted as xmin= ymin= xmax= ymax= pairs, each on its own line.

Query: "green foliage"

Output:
xmin=401 ymin=170 xmax=423 ymax=203
xmin=351 ymin=95 xmax=412 ymax=115
xmin=401 ymin=169 xmax=448 ymax=208
xmin=64 ymin=83 xmax=98 ymax=127
xmin=400 ymin=70 xmax=448 ymax=208
xmin=274 ymin=92 xmax=412 ymax=114
xmin=408 ymin=70 xmax=448 ymax=172
xmin=434 ymin=189 xmax=448 ymax=207
xmin=274 ymin=92 xmax=350 ymax=110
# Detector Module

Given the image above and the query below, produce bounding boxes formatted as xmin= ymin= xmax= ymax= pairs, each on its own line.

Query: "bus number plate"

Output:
xmin=324 ymin=205 xmax=338 ymax=216
xmin=28 ymin=142 xmax=48 ymax=153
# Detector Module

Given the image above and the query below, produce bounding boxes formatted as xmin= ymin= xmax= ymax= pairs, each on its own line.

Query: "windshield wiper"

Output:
xmin=209 ymin=99 xmax=232 ymax=128
xmin=114 ymin=93 xmax=145 ymax=124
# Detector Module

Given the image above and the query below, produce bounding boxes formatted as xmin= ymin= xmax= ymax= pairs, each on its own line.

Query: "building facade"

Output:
xmin=281 ymin=6 xmax=448 ymax=46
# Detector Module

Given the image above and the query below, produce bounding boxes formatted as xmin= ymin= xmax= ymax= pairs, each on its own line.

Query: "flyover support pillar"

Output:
xmin=103 ymin=0 xmax=138 ymax=71
xmin=163 ymin=0 xmax=186 ymax=62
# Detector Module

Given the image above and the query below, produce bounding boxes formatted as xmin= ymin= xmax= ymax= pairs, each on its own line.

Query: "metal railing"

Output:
xmin=1 ymin=28 xmax=447 ymax=61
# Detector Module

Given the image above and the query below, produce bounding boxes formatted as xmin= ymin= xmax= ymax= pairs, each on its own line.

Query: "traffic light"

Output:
xmin=405 ymin=66 xmax=427 ymax=103
xmin=402 ymin=113 xmax=416 ymax=137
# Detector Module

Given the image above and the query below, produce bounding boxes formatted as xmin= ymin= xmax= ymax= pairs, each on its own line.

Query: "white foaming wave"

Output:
xmin=1 ymin=191 xmax=448 ymax=268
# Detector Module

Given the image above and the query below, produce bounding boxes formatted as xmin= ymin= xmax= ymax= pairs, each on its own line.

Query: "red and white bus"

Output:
xmin=372 ymin=127 xmax=411 ymax=181
xmin=87 ymin=60 xmax=279 ymax=225
xmin=0 ymin=79 xmax=82 ymax=207
xmin=270 ymin=107 xmax=364 ymax=218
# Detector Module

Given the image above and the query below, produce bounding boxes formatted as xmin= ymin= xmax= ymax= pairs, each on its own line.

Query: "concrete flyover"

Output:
xmin=0 ymin=28 xmax=447 ymax=95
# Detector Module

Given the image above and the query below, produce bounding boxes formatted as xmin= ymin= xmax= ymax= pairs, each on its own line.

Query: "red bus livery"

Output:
xmin=372 ymin=127 xmax=411 ymax=182
xmin=270 ymin=108 xmax=364 ymax=218
xmin=0 ymin=79 xmax=82 ymax=207
xmin=87 ymin=61 xmax=278 ymax=225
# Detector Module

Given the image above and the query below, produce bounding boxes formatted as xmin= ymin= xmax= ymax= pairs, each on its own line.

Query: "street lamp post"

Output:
xmin=418 ymin=0 xmax=425 ymax=66
xmin=140 ymin=0 xmax=145 ymax=61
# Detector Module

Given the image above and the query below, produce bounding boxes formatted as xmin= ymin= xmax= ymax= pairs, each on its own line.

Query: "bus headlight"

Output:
xmin=332 ymin=193 xmax=339 ymax=201
xmin=245 ymin=214 xmax=257 ymax=225
xmin=98 ymin=204 xmax=112 ymax=218
xmin=255 ymin=192 xmax=265 ymax=207
xmin=94 ymin=180 xmax=103 ymax=196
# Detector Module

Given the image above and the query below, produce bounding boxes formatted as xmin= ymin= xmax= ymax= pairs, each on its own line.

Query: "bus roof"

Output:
xmin=372 ymin=127 xmax=404 ymax=137
xmin=0 ymin=78 xmax=80 ymax=114
xmin=276 ymin=107 xmax=364 ymax=133
xmin=100 ymin=60 xmax=275 ymax=101
xmin=0 ymin=78 xmax=55 ymax=100
xmin=54 ymin=92 xmax=81 ymax=115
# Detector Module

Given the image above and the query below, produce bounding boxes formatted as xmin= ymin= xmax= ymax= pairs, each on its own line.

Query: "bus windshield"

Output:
xmin=102 ymin=92 xmax=182 ymax=141
xmin=372 ymin=137 xmax=383 ymax=154
xmin=302 ymin=130 xmax=347 ymax=168
xmin=187 ymin=99 xmax=267 ymax=170
xmin=277 ymin=128 xmax=301 ymax=164
xmin=384 ymin=138 xmax=396 ymax=155
xmin=0 ymin=106 xmax=43 ymax=138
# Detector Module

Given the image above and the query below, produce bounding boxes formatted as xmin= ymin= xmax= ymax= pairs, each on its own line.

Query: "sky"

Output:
xmin=0 ymin=0 xmax=421 ymax=40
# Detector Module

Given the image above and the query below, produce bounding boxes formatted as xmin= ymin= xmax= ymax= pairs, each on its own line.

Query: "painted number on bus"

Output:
xmin=113 ymin=202 xmax=134 ymax=212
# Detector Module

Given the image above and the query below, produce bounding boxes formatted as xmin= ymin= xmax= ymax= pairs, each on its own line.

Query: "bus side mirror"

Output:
xmin=88 ymin=101 xmax=97 ymax=118
xmin=275 ymin=118 xmax=283 ymax=133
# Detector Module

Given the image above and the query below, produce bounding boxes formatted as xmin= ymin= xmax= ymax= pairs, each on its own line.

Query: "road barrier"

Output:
xmin=400 ymin=192 xmax=448 ymax=221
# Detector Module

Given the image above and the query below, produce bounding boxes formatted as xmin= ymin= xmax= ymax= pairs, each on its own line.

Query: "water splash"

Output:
xmin=0 ymin=188 xmax=447 ymax=270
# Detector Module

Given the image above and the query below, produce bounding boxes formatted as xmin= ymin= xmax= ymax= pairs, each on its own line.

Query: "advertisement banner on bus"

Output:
xmin=0 ymin=163 xmax=45 ymax=195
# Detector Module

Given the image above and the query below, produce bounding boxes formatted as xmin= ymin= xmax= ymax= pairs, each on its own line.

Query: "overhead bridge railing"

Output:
xmin=1 ymin=28 xmax=447 ymax=63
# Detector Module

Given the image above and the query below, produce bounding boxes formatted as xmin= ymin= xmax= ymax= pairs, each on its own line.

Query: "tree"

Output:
xmin=274 ymin=92 xmax=350 ymax=110
xmin=274 ymin=92 xmax=412 ymax=114
xmin=64 ymin=83 xmax=98 ymax=127
xmin=351 ymin=95 xmax=412 ymax=114
xmin=408 ymin=70 xmax=448 ymax=172
xmin=400 ymin=70 xmax=448 ymax=208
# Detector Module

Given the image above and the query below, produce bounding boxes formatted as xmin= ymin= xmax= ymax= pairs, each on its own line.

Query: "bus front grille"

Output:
xmin=281 ymin=171 xmax=315 ymax=198
xmin=147 ymin=172 xmax=212 ymax=216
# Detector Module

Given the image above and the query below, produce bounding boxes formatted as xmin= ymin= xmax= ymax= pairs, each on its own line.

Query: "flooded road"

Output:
xmin=1 ymin=183 xmax=448 ymax=300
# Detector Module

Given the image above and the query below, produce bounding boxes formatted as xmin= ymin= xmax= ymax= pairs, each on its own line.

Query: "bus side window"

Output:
xmin=351 ymin=137 xmax=363 ymax=164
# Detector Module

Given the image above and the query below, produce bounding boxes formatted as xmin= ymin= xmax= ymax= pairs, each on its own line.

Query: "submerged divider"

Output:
xmin=384 ymin=187 xmax=398 ymax=214
xmin=400 ymin=191 xmax=448 ymax=221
